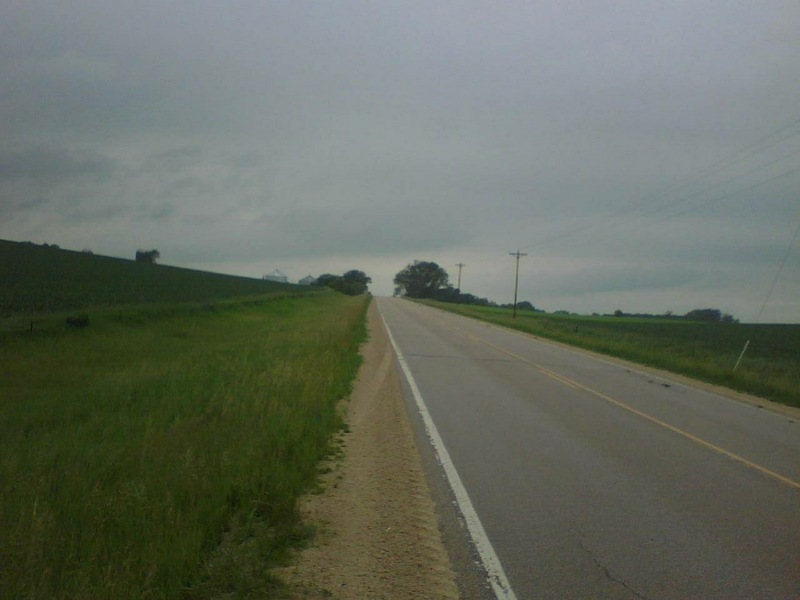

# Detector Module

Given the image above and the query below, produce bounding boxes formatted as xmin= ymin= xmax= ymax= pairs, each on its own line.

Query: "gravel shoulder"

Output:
xmin=278 ymin=300 xmax=460 ymax=599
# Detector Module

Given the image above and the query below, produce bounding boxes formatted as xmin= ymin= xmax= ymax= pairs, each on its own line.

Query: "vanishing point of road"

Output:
xmin=377 ymin=297 xmax=799 ymax=600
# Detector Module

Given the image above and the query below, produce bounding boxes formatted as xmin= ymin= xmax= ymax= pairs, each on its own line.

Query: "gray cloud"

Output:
xmin=0 ymin=144 xmax=114 ymax=181
xmin=1 ymin=0 xmax=798 ymax=321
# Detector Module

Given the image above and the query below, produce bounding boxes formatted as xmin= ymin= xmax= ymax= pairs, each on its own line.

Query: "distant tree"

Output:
xmin=685 ymin=308 xmax=722 ymax=323
xmin=341 ymin=269 xmax=372 ymax=295
xmin=515 ymin=301 xmax=536 ymax=311
xmin=393 ymin=261 xmax=449 ymax=298
xmin=459 ymin=292 xmax=477 ymax=304
xmin=135 ymin=249 xmax=160 ymax=264
xmin=317 ymin=270 xmax=372 ymax=296
xmin=316 ymin=273 xmax=341 ymax=288
xmin=81 ymin=248 xmax=94 ymax=255
xmin=432 ymin=285 xmax=459 ymax=303
xmin=458 ymin=293 xmax=492 ymax=307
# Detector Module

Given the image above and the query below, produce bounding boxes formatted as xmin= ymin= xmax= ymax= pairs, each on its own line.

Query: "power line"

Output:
xmin=657 ymin=164 xmax=800 ymax=222
xmin=734 ymin=215 xmax=799 ymax=370
xmin=519 ymin=151 xmax=800 ymax=258
xmin=637 ymin=145 xmax=800 ymax=221
xmin=519 ymin=116 xmax=800 ymax=254
xmin=637 ymin=117 xmax=800 ymax=207
xmin=756 ymin=218 xmax=800 ymax=323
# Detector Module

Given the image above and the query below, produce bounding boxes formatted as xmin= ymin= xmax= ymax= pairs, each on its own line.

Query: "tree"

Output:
xmin=458 ymin=293 xmax=492 ymax=307
xmin=685 ymin=308 xmax=738 ymax=324
xmin=135 ymin=249 xmax=160 ymax=264
xmin=685 ymin=308 xmax=722 ymax=323
xmin=341 ymin=269 xmax=372 ymax=295
xmin=432 ymin=285 xmax=459 ymax=303
xmin=316 ymin=273 xmax=341 ymax=288
xmin=393 ymin=261 xmax=449 ymax=298
xmin=317 ymin=270 xmax=371 ymax=296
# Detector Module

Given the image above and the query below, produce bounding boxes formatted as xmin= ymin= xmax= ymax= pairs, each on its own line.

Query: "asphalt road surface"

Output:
xmin=377 ymin=297 xmax=799 ymax=600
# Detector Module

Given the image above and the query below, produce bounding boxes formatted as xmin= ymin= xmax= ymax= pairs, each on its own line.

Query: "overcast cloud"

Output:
xmin=2 ymin=1 xmax=798 ymax=322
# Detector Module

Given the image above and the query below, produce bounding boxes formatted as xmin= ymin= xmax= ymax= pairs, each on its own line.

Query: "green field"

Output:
xmin=0 ymin=239 xmax=301 ymax=318
xmin=0 ymin=240 xmax=369 ymax=598
xmin=418 ymin=300 xmax=800 ymax=408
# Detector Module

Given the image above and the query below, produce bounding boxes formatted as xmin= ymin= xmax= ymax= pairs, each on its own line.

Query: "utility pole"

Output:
xmin=455 ymin=262 xmax=465 ymax=304
xmin=509 ymin=250 xmax=527 ymax=318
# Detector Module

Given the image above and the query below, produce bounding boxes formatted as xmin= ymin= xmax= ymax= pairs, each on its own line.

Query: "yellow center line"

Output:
xmin=472 ymin=334 xmax=800 ymax=491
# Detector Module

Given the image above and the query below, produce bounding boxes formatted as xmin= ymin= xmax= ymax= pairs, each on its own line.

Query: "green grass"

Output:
xmin=0 ymin=239 xmax=371 ymax=598
xmin=418 ymin=301 xmax=800 ymax=408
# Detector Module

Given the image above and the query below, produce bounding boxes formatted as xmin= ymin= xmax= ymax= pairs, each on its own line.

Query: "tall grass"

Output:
xmin=419 ymin=301 xmax=800 ymax=408
xmin=0 ymin=293 xmax=369 ymax=599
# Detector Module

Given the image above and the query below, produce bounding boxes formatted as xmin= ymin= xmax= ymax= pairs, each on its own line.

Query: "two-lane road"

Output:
xmin=377 ymin=297 xmax=799 ymax=599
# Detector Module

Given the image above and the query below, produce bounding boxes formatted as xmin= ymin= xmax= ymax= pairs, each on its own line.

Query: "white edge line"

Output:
xmin=381 ymin=314 xmax=517 ymax=600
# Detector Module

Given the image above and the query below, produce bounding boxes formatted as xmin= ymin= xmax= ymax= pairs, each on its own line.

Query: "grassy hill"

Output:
xmin=0 ymin=239 xmax=303 ymax=316
xmin=0 ymin=238 xmax=370 ymax=598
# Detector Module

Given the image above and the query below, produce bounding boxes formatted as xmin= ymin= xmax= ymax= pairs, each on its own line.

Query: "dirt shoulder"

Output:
xmin=278 ymin=301 xmax=460 ymax=599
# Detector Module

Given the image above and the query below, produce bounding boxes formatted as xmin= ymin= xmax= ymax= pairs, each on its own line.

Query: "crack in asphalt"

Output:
xmin=578 ymin=539 xmax=653 ymax=600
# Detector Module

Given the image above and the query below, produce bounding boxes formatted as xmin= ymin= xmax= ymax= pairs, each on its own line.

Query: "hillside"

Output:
xmin=0 ymin=239 xmax=303 ymax=315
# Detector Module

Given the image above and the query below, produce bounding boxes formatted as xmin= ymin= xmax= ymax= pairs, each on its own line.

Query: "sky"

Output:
xmin=2 ymin=1 xmax=799 ymax=322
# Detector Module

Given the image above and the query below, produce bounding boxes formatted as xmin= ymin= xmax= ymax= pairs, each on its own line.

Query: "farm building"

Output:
xmin=263 ymin=269 xmax=288 ymax=283
xmin=298 ymin=275 xmax=317 ymax=286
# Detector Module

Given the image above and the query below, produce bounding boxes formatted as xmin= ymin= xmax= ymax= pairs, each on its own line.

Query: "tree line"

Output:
xmin=393 ymin=260 xmax=738 ymax=322
xmin=610 ymin=308 xmax=738 ymax=323
xmin=316 ymin=270 xmax=371 ymax=296
xmin=392 ymin=260 xmax=531 ymax=309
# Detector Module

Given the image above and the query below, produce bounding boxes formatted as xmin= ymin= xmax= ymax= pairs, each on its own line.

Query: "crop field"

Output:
xmin=0 ymin=239 xmax=300 ymax=317
xmin=0 ymin=240 xmax=370 ymax=598
xmin=420 ymin=301 xmax=800 ymax=408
